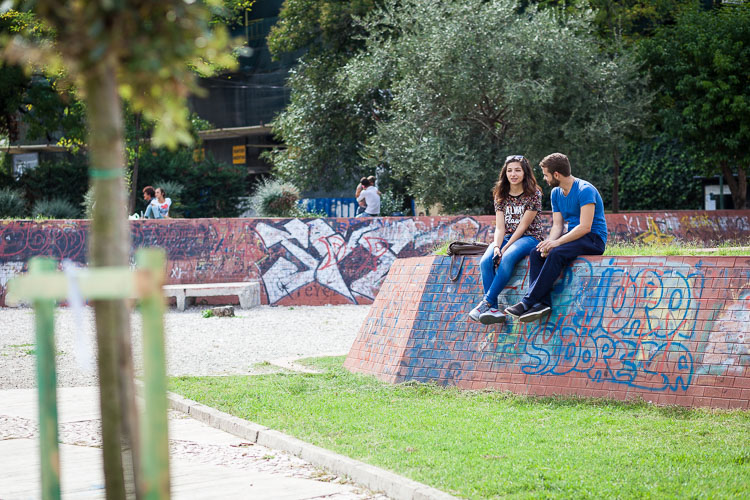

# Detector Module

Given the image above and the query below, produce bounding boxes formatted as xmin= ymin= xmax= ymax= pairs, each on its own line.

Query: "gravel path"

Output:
xmin=0 ymin=304 xmax=371 ymax=389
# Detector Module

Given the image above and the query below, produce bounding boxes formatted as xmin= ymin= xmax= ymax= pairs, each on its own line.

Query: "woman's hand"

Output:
xmin=493 ymin=246 xmax=501 ymax=258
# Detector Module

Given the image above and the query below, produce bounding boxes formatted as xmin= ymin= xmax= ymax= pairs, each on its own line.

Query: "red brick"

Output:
xmin=734 ymin=377 xmax=750 ymax=389
xmin=674 ymin=395 xmax=695 ymax=407
xmin=703 ymin=386 xmax=743 ymax=399
xmin=726 ymin=399 xmax=749 ymax=410
xmin=710 ymin=398 xmax=732 ymax=409
xmin=692 ymin=396 xmax=713 ymax=407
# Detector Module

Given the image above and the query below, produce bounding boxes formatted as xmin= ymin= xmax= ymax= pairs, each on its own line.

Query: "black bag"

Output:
xmin=446 ymin=240 xmax=489 ymax=281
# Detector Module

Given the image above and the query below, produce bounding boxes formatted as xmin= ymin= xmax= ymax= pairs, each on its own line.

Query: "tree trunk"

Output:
xmin=612 ymin=146 xmax=620 ymax=213
xmin=85 ymin=56 xmax=141 ymax=500
xmin=129 ymin=113 xmax=141 ymax=214
xmin=719 ymin=161 xmax=747 ymax=210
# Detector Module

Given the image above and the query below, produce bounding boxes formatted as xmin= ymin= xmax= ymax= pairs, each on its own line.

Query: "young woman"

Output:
xmin=469 ymin=155 xmax=544 ymax=324
xmin=155 ymin=187 xmax=172 ymax=218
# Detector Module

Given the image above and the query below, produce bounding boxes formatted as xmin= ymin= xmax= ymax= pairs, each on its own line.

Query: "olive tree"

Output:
xmin=343 ymin=0 xmax=650 ymax=212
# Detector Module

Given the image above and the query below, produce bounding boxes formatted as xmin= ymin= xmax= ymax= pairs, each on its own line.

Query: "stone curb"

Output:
xmin=165 ymin=390 xmax=458 ymax=500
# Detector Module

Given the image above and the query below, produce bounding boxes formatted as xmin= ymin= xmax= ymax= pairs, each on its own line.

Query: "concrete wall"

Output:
xmin=344 ymin=254 xmax=750 ymax=409
xmin=1 ymin=211 xmax=749 ymax=307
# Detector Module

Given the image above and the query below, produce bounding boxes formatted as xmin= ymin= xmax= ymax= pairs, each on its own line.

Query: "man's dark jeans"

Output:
xmin=522 ymin=232 xmax=605 ymax=308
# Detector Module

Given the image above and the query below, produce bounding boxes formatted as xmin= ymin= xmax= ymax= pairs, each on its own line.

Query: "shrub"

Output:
xmin=16 ymin=157 xmax=88 ymax=209
xmin=0 ymin=187 xmax=26 ymax=218
xmin=249 ymin=178 xmax=304 ymax=217
xmin=32 ymin=198 xmax=81 ymax=219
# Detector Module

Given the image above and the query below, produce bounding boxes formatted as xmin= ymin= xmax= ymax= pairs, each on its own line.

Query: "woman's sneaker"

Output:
xmin=468 ymin=300 xmax=491 ymax=322
xmin=479 ymin=307 xmax=506 ymax=325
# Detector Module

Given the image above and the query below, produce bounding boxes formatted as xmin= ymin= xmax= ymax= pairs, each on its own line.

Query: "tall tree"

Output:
xmin=640 ymin=4 xmax=750 ymax=209
xmin=2 ymin=2 xmax=235 ymax=498
xmin=265 ymin=0 xmax=380 ymax=192
xmin=342 ymin=0 xmax=649 ymax=212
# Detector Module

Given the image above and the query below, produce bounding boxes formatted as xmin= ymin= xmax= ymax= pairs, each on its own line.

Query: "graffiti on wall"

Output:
xmin=480 ymin=259 xmax=702 ymax=391
xmin=699 ymin=287 xmax=750 ymax=376
xmin=253 ymin=217 xmax=485 ymax=304
xmin=1 ymin=211 xmax=749 ymax=306
xmin=391 ymin=257 xmax=750 ymax=393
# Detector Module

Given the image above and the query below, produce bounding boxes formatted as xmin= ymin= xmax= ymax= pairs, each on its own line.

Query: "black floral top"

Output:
xmin=494 ymin=190 xmax=544 ymax=241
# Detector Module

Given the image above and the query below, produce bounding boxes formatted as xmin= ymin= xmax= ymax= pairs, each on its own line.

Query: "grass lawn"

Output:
xmin=170 ymin=356 xmax=750 ymax=499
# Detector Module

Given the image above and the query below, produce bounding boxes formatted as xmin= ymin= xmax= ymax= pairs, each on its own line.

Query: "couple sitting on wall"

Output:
xmin=469 ymin=152 xmax=608 ymax=325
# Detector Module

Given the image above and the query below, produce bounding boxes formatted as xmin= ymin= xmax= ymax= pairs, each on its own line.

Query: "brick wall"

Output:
xmin=344 ymin=254 xmax=750 ymax=409
xmin=1 ymin=211 xmax=749 ymax=307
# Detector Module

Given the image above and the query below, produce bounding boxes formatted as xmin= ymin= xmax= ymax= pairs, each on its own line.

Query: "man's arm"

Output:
xmin=537 ymin=204 xmax=594 ymax=252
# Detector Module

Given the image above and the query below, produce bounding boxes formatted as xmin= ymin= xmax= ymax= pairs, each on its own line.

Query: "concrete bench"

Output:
xmin=163 ymin=282 xmax=261 ymax=311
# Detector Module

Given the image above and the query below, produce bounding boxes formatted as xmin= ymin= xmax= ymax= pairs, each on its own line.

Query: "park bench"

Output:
xmin=163 ymin=281 xmax=261 ymax=311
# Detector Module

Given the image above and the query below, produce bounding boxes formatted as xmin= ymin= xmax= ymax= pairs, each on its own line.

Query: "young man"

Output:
xmin=505 ymin=153 xmax=607 ymax=322
xmin=356 ymin=177 xmax=381 ymax=217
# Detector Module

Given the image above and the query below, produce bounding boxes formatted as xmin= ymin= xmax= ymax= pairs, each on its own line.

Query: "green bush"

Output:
xmin=16 ymin=157 xmax=89 ymax=209
xmin=0 ymin=187 xmax=26 ymax=218
xmin=136 ymin=148 xmax=246 ymax=218
xmin=32 ymin=197 xmax=81 ymax=219
xmin=618 ymin=135 xmax=704 ymax=210
xmin=249 ymin=178 xmax=303 ymax=217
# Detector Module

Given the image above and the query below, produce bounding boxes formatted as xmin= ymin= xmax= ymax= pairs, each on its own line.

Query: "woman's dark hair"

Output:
xmin=156 ymin=187 xmax=167 ymax=198
xmin=491 ymin=155 xmax=539 ymax=203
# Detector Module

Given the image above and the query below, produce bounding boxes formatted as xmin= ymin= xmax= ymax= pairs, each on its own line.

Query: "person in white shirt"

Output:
xmin=356 ymin=177 xmax=380 ymax=217
xmin=155 ymin=187 xmax=172 ymax=218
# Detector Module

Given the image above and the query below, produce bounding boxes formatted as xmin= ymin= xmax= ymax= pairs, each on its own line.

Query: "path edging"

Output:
xmin=166 ymin=391 xmax=458 ymax=500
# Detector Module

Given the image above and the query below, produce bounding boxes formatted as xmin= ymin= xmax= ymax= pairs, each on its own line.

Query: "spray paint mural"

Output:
xmin=1 ymin=211 xmax=749 ymax=307
xmin=472 ymin=258 xmax=702 ymax=392
xmin=346 ymin=255 xmax=750 ymax=406
xmin=0 ymin=216 xmax=490 ymax=306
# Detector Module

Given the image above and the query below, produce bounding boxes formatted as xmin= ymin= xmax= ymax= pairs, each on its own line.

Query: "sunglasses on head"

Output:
xmin=505 ymin=155 xmax=525 ymax=163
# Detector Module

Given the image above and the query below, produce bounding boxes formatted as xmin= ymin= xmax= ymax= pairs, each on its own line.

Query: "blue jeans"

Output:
xmin=144 ymin=204 xmax=162 ymax=219
xmin=522 ymin=232 xmax=605 ymax=308
xmin=479 ymin=235 xmax=539 ymax=308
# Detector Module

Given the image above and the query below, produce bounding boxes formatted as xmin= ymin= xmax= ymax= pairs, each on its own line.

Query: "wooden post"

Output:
xmin=136 ymin=249 xmax=170 ymax=499
xmin=29 ymin=258 xmax=61 ymax=500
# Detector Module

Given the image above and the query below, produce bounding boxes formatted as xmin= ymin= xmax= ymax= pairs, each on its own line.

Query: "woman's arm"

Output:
xmin=493 ymin=210 xmax=505 ymax=257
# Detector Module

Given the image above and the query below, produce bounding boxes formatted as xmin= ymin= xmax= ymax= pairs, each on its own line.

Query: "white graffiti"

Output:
xmin=256 ymin=217 xmax=480 ymax=304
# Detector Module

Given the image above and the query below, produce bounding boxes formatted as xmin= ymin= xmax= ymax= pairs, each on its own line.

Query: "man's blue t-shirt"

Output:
xmin=551 ymin=178 xmax=608 ymax=245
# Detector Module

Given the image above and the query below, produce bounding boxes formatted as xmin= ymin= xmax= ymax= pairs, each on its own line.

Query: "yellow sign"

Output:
xmin=232 ymin=145 xmax=246 ymax=164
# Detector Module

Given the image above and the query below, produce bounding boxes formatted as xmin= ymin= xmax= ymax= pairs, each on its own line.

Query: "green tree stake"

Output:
xmin=136 ymin=249 xmax=170 ymax=499
xmin=30 ymin=257 xmax=61 ymax=500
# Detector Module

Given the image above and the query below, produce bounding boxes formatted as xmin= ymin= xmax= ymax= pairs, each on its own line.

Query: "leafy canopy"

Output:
xmin=3 ymin=0 xmax=237 ymax=149
xmin=342 ymin=0 xmax=649 ymax=212
xmin=640 ymin=4 xmax=750 ymax=208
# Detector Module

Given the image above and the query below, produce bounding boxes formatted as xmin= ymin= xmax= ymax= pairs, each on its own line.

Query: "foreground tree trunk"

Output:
xmin=719 ymin=161 xmax=748 ymax=210
xmin=85 ymin=56 xmax=141 ymax=500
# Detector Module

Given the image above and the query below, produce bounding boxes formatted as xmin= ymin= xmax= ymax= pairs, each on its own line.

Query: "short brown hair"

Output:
xmin=143 ymin=186 xmax=155 ymax=198
xmin=539 ymin=153 xmax=571 ymax=177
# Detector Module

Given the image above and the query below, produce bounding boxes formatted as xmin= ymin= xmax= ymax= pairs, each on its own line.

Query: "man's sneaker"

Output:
xmin=468 ymin=300 xmax=491 ymax=322
xmin=519 ymin=303 xmax=552 ymax=323
xmin=504 ymin=302 xmax=528 ymax=318
xmin=479 ymin=308 xmax=506 ymax=325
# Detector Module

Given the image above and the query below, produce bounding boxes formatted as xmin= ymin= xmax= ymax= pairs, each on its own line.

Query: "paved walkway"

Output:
xmin=0 ymin=387 xmax=385 ymax=499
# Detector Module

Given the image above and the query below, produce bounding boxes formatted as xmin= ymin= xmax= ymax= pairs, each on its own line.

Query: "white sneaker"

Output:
xmin=479 ymin=307 xmax=506 ymax=325
xmin=468 ymin=300 xmax=491 ymax=322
